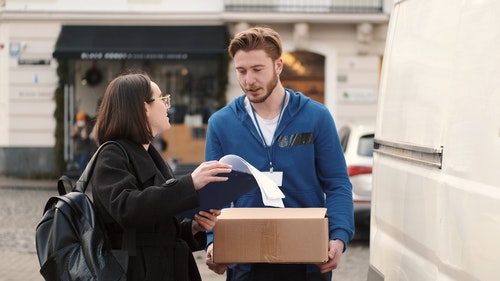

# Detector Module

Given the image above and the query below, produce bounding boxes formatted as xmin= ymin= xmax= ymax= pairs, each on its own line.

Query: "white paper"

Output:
xmin=219 ymin=154 xmax=285 ymax=207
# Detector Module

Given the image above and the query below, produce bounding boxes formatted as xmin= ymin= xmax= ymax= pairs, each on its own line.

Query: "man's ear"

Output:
xmin=275 ymin=57 xmax=284 ymax=75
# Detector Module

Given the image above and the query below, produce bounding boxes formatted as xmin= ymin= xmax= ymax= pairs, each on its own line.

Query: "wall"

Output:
xmin=3 ymin=22 xmax=59 ymax=147
xmin=0 ymin=21 xmax=59 ymax=177
xmin=5 ymin=0 xmax=223 ymax=12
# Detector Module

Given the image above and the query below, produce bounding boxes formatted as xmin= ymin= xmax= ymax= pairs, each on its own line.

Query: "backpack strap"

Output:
xmin=73 ymin=140 xmax=137 ymax=256
xmin=57 ymin=175 xmax=74 ymax=196
xmin=74 ymin=140 xmax=128 ymax=194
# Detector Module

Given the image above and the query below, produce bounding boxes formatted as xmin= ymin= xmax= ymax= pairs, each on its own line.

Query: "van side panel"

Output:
xmin=370 ymin=0 xmax=500 ymax=280
xmin=376 ymin=0 xmax=465 ymax=148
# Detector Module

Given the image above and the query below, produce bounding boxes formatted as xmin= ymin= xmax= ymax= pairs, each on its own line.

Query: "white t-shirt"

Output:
xmin=245 ymin=91 xmax=289 ymax=146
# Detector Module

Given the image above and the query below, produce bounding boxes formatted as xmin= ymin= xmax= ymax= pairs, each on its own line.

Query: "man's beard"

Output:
xmin=244 ymin=72 xmax=279 ymax=104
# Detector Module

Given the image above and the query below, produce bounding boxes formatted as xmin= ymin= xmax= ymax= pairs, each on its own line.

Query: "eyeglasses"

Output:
xmin=145 ymin=94 xmax=171 ymax=108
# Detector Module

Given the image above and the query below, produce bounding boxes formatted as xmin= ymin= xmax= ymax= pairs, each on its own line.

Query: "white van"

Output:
xmin=368 ymin=1 xmax=500 ymax=281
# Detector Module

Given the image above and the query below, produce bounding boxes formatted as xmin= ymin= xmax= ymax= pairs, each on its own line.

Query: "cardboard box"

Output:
xmin=213 ymin=208 xmax=329 ymax=264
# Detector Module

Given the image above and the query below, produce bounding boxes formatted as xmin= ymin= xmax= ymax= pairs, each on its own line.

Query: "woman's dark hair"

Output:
xmin=94 ymin=73 xmax=154 ymax=145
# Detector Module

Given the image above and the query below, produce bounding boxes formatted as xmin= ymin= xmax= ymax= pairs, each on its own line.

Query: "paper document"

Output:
xmin=177 ymin=154 xmax=285 ymax=219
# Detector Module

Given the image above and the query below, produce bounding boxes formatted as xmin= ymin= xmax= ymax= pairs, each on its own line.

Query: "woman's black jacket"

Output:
xmin=90 ymin=139 xmax=204 ymax=281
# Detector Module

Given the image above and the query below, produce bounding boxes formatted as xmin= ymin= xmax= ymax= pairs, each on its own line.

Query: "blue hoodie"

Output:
xmin=205 ymin=89 xmax=354 ymax=248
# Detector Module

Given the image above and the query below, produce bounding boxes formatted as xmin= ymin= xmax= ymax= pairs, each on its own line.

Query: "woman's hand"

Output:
xmin=191 ymin=209 xmax=221 ymax=234
xmin=191 ymin=161 xmax=231 ymax=190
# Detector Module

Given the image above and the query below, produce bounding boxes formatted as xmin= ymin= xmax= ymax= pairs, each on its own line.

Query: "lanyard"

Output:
xmin=250 ymin=91 xmax=287 ymax=173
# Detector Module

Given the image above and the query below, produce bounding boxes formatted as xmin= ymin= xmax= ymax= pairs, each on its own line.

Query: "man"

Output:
xmin=204 ymin=26 xmax=354 ymax=281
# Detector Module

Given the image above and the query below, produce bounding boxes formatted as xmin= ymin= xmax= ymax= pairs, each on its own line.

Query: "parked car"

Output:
xmin=338 ymin=121 xmax=374 ymax=228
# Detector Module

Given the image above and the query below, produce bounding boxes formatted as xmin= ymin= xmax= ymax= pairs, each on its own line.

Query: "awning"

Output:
xmin=53 ymin=25 xmax=228 ymax=60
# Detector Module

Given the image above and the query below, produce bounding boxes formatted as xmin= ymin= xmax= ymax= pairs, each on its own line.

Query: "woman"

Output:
xmin=91 ymin=73 xmax=232 ymax=281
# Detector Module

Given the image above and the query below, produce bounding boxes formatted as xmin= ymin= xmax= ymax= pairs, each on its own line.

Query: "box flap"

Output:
xmin=219 ymin=207 xmax=327 ymax=219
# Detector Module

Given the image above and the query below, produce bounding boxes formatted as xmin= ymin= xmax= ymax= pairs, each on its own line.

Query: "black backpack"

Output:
xmin=36 ymin=141 xmax=129 ymax=281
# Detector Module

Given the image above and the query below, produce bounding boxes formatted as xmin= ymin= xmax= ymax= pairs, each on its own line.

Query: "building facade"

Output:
xmin=0 ymin=0 xmax=392 ymax=177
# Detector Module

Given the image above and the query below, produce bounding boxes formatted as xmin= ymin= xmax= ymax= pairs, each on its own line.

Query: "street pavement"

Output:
xmin=0 ymin=176 xmax=368 ymax=281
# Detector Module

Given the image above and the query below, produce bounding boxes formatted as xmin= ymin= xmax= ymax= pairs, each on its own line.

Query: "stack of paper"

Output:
xmin=177 ymin=154 xmax=285 ymax=219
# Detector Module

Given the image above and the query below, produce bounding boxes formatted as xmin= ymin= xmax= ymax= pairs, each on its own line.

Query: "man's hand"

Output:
xmin=317 ymin=239 xmax=344 ymax=273
xmin=205 ymin=243 xmax=231 ymax=275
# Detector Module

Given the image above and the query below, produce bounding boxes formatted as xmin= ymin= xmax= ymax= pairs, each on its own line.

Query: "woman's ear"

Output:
xmin=144 ymin=102 xmax=151 ymax=117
